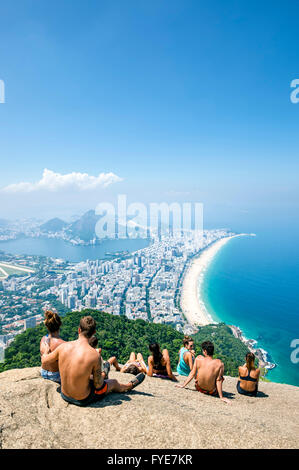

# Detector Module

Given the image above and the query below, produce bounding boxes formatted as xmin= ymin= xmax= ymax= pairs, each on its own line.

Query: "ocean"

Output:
xmin=202 ymin=226 xmax=299 ymax=386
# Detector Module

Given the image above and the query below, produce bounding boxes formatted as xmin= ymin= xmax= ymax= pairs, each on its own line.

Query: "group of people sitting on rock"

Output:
xmin=175 ymin=335 xmax=260 ymax=400
xmin=40 ymin=310 xmax=260 ymax=407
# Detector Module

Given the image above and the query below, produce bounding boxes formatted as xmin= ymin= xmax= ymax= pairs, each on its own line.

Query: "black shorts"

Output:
xmin=237 ymin=380 xmax=257 ymax=397
xmin=61 ymin=380 xmax=108 ymax=407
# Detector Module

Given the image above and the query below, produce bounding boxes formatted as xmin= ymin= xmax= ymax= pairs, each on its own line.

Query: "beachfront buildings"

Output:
xmin=0 ymin=228 xmax=234 ymax=342
xmin=37 ymin=229 xmax=233 ymax=329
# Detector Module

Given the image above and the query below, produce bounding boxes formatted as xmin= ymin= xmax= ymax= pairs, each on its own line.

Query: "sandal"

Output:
xmin=129 ymin=373 xmax=145 ymax=389
xmin=103 ymin=361 xmax=110 ymax=379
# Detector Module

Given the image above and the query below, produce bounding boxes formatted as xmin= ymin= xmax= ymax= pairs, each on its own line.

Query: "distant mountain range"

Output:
xmin=39 ymin=209 xmax=149 ymax=243
xmin=40 ymin=218 xmax=68 ymax=233
xmin=40 ymin=210 xmax=101 ymax=242
xmin=67 ymin=210 xmax=101 ymax=241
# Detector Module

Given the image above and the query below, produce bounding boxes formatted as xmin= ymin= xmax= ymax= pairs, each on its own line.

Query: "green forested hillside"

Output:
xmin=0 ymin=310 xmax=249 ymax=376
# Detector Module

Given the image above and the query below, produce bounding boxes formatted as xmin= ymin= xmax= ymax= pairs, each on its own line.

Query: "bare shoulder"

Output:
xmin=40 ymin=335 xmax=48 ymax=345
xmin=89 ymin=346 xmax=100 ymax=363
xmin=57 ymin=340 xmax=75 ymax=356
xmin=195 ymin=355 xmax=204 ymax=364
xmin=55 ymin=341 xmax=68 ymax=353
xmin=214 ymin=358 xmax=224 ymax=367
xmin=60 ymin=340 xmax=72 ymax=349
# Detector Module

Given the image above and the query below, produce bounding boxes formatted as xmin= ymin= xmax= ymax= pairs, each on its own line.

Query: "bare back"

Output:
xmin=57 ymin=340 xmax=100 ymax=400
xmin=40 ymin=335 xmax=64 ymax=372
xmin=239 ymin=365 xmax=260 ymax=392
xmin=195 ymin=355 xmax=223 ymax=391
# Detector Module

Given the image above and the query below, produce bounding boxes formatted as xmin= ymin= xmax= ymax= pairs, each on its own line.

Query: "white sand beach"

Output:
xmin=181 ymin=234 xmax=245 ymax=326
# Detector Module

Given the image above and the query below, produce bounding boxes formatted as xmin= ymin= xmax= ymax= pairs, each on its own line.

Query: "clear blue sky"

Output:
xmin=0 ymin=0 xmax=298 ymax=229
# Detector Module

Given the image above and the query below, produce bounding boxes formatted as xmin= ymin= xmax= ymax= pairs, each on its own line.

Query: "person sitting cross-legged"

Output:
xmin=176 ymin=340 xmax=230 ymax=404
xmin=41 ymin=315 xmax=145 ymax=406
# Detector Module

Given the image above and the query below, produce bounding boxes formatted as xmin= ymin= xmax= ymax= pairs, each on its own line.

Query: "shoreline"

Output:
xmin=229 ymin=325 xmax=276 ymax=371
xmin=180 ymin=234 xmax=245 ymax=326
xmin=180 ymin=233 xmax=276 ymax=372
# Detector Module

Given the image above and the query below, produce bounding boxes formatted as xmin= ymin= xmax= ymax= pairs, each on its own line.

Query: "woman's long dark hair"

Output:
xmin=149 ymin=343 xmax=163 ymax=367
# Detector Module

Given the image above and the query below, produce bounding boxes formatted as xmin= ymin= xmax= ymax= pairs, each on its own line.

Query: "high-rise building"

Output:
xmin=24 ymin=316 xmax=36 ymax=330
xmin=60 ymin=288 xmax=68 ymax=305
xmin=68 ymin=295 xmax=76 ymax=310
xmin=85 ymin=295 xmax=97 ymax=308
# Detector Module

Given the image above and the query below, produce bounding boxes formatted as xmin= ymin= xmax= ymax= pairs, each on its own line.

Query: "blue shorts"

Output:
xmin=40 ymin=368 xmax=61 ymax=384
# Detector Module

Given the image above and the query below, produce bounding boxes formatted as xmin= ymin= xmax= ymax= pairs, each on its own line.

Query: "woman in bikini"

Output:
xmin=40 ymin=310 xmax=65 ymax=383
xmin=237 ymin=352 xmax=260 ymax=397
xmin=147 ymin=343 xmax=178 ymax=381
xmin=88 ymin=337 xmax=146 ymax=377
xmin=120 ymin=352 xmax=148 ymax=375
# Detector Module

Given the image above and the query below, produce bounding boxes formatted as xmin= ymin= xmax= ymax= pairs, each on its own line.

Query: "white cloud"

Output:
xmin=1 ymin=169 xmax=123 ymax=193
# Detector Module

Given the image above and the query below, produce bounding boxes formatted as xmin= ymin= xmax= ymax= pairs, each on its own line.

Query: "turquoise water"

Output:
xmin=0 ymin=237 xmax=150 ymax=262
xmin=202 ymin=231 xmax=299 ymax=386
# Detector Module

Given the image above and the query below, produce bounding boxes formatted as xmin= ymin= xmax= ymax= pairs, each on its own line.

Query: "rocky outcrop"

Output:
xmin=0 ymin=367 xmax=298 ymax=449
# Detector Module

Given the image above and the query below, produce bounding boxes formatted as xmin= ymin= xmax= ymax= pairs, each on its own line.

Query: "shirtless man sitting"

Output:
xmin=41 ymin=315 xmax=145 ymax=406
xmin=176 ymin=340 xmax=230 ymax=404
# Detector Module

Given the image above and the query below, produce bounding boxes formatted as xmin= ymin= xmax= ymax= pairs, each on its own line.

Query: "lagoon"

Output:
xmin=0 ymin=237 xmax=150 ymax=262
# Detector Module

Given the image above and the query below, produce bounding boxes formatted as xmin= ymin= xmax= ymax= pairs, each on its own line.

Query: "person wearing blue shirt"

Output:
xmin=177 ymin=336 xmax=195 ymax=376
